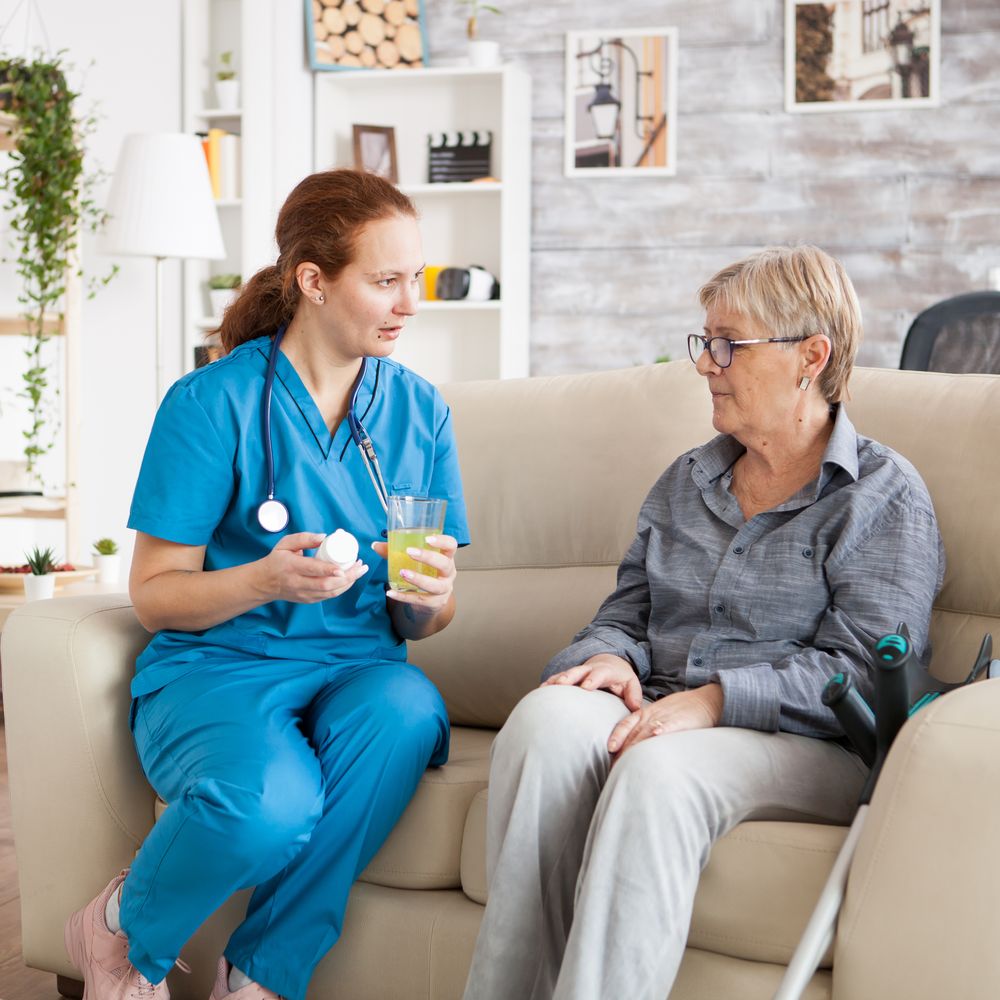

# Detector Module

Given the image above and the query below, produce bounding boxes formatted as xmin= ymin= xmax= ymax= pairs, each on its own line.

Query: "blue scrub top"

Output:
xmin=127 ymin=334 xmax=470 ymax=698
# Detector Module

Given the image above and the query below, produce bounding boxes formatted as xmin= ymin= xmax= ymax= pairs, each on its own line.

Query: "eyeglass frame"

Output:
xmin=687 ymin=333 xmax=810 ymax=369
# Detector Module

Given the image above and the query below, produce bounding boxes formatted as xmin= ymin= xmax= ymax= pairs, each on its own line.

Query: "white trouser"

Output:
xmin=463 ymin=685 xmax=867 ymax=1000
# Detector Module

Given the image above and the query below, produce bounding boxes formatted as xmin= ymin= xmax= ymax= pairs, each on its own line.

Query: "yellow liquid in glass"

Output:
xmin=388 ymin=529 xmax=440 ymax=592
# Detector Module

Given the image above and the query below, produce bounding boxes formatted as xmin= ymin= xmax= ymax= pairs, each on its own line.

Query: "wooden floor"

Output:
xmin=0 ymin=712 xmax=63 ymax=1000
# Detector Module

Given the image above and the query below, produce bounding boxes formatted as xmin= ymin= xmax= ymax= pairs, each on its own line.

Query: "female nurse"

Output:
xmin=64 ymin=169 xmax=469 ymax=1000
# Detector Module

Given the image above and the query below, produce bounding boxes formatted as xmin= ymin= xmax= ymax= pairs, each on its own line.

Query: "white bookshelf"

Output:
xmin=313 ymin=64 xmax=531 ymax=384
xmin=180 ymin=0 xmax=285 ymax=369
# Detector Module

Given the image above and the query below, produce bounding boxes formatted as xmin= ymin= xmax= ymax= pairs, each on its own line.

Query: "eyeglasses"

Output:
xmin=687 ymin=333 xmax=809 ymax=369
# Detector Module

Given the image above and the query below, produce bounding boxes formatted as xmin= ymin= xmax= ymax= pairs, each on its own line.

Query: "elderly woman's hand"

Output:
xmin=607 ymin=683 xmax=724 ymax=759
xmin=541 ymin=654 xmax=643 ymax=711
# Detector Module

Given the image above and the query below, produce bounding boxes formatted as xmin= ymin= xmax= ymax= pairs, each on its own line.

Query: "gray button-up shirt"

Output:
xmin=542 ymin=406 xmax=945 ymax=738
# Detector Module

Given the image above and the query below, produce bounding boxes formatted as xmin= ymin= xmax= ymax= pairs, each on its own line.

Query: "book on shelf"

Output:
xmin=198 ymin=129 xmax=241 ymax=201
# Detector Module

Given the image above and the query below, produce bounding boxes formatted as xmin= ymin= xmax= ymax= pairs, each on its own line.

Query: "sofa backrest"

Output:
xmin=410 ymin=362 xmax=1000 ymax=729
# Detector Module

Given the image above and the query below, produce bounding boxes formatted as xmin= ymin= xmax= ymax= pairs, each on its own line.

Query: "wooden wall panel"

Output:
xmin=424 ymin=0 xmax=1000 ymax=375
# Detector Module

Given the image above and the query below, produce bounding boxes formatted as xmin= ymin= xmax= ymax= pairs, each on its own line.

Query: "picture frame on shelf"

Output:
xmin=564 ymin=26 xmax=678 ymax=177
xmin=785 ymin=0 xmax=940 ymax=113
xmin=352 ymin=124 xmax=399 ymax=183
xmin=305 ymin=0 xmax=429 ymax=72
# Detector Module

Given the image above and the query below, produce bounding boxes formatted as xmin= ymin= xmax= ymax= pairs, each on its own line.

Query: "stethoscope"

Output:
xmin=256 ymin=325 xmax=390 ymax=533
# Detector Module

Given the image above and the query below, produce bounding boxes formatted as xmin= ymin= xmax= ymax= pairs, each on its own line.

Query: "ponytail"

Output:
xmin=217 ymin=264 xmax=296 ymax=354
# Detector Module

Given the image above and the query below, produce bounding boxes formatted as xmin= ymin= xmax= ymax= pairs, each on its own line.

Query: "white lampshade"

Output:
xmin=102 ymin=133 xmax=224 ymax=260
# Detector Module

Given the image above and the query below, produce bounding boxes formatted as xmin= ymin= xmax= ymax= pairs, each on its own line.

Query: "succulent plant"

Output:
xmin=24 ymin=545 xmax=57 ymax=575
xmin=92 ymin=537 xmax=119 ymax=556
xmin=216 ymin=51 xmax=236 ymax=82
xmin=208 ymin=272 xmax=242 ymax=290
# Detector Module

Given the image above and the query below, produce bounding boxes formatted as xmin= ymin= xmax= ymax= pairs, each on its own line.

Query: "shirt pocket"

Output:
xmin=748 ymin=539 xmax=831 ymax=642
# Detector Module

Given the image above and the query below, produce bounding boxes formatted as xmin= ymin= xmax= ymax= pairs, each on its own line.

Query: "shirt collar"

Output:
xmin=690 ymin=403 xmax=860 ymax=496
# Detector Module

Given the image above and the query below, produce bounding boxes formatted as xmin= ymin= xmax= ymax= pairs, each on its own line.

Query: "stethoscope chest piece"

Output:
xmin=258 ymin=497 xmax=290 ymax=533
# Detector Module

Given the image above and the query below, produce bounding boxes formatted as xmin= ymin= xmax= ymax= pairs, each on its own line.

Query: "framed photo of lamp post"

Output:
xmin=786 ymin=1 xmax=940 ymax=113
xmin=564 ymin=26 xmax=678 ymax=177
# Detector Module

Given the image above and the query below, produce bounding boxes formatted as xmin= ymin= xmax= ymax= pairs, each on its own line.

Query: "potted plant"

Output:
xmin=0 ymin=54 xmax=114 ymax=487
xmin=92 ymin=537 xmax=120 ymax=585
xmin=207 ymin=273 xmax=242 ymax=318
xmin=458 ymin=0 xmax=503 ymax=67
xmin=23 ymin=545 xmax=56 ymax=601
xmin=215 ymin=51 xmax=239 ymax=110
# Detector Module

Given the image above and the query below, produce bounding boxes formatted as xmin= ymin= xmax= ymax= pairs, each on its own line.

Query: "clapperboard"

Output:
xmin=427 ymin=131 xmax=493 ymax=183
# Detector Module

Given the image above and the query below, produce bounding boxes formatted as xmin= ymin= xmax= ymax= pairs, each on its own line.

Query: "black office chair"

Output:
xmin=899 ymin=291 xmax=1000 ymax=373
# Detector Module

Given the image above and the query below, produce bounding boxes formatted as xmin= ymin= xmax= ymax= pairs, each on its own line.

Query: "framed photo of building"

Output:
xmin=786 ymin=0 xmax=940 ymax=113
xmin=352 ymin=124 xmax=398 ymax=183
xmin=564 ymin=27 xmax=678 ymax=177
xmin=305 ymin=0 xmax=428 ymax=71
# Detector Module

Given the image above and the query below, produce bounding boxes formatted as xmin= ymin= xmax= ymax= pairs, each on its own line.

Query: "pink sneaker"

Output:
xmin=64 ymin=869 xmax=170 ymax=1000
xmin=209 ymin=957 xmax=284 ymax=999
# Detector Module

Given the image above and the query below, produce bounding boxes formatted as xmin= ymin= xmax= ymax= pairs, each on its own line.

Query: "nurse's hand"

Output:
xmin=257 ymin=532 xmax=368 ymax=603
xmin=370 ymin=534 xmax=458 ymax=613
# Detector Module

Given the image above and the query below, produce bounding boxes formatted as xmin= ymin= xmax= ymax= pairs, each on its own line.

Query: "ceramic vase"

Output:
xmin=23 ymin=574 xmax=55 ymax=601
xmin=95 ymin=554 xmax=121 ymax=585
xmin=468 ymin=40 xmax=500 ymax=67
xmin=215 ymin=79 xmax=240 ymax=110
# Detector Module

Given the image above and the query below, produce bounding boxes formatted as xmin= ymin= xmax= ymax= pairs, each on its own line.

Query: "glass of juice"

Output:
xmin=387 ymin=496 xmax=448 ymax=593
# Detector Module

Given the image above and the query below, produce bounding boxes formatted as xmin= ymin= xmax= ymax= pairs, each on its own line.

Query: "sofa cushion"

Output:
xmin=359 ymin=726 xmax=493 ymax=890
xmin=411 ymin=366 xmax=1000 ymax=729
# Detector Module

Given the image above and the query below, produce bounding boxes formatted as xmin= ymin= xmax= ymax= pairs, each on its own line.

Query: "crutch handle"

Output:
xmin=858 ymin=627 xmax=913 ymax=804
xmin=822 ymin=672 xmax=876 ymax=767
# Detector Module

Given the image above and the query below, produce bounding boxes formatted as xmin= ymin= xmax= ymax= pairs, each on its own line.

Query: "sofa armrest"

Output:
xmin=833 ymin=678 xmax=1000 ymax=999
xmin=2 ymin=595 xmax=157 ymax=975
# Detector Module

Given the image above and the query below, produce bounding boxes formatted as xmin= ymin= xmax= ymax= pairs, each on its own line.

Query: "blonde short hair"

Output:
xmin=698 ymin=245 xmax=862 ymax=403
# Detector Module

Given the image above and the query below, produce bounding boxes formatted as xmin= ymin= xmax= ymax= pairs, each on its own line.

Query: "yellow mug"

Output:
xmin=422 ymin=265 xmax=446 ymax=302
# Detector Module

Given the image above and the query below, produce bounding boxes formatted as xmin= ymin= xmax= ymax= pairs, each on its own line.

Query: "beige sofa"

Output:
xmin=4 ymin=361 xmax=1000 ymax=1000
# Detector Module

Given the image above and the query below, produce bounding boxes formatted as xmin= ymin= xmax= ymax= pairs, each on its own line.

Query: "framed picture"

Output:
xmin=785 ymin=1 xmax=940 ymax=113
xmin=565 ymin=27 xmax=678 ymax=177
xmin=305 ymin=0 xmax=429 ymax=72
xmin=352 ymin=124 xmax=398 ymax=183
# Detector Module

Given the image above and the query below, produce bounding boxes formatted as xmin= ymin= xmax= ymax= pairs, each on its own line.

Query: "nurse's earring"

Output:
xmin=798 ymin=375 xmax=811 ymax=391
xmin=314 ymin=294 xmax=325 ymax=304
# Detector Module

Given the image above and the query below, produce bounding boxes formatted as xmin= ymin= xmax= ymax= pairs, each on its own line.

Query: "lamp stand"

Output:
xmin=155 ymin=255 xmax=164 ymax=403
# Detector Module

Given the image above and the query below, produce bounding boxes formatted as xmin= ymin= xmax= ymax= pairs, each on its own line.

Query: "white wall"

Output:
xmin=0 ymin=0 xmax=312 ymax=571
xmin=0 ymin=0 xmax=182 ymax=567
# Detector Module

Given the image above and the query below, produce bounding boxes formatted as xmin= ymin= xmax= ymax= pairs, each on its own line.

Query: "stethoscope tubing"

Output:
xmin=258 ymin=326 xmax=389 ymax=533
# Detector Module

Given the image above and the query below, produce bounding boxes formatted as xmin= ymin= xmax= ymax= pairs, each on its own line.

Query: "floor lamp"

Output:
xmin=101 ymin=133 xmax=225 ymax=402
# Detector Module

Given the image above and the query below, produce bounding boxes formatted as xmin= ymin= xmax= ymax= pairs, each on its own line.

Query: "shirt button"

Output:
xmin=802 ymin=547 xmax=814 ymax=558
xmin=733 ymin=545 xmax=744 ymax=555
xmin=714 ymin=604 xmax=725 ymax=614
xmin=693 ymin=656 xmax=704 ymax=667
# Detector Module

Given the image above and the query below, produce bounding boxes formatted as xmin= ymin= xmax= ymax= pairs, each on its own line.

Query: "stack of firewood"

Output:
xmin=311 ymin=0 xmax=424 ymax=69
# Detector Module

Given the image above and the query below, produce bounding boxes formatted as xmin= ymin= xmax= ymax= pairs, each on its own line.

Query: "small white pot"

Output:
xmin=95 ymin=554 xmax=121 ymax=585
xmin=468 ymin=40 xmax=500 ymax=67
xmin=209 ymin=288 xmax=239 ymax=318
xmin=215 ymin=78 xmax=240 ymax=110
xmin=23 ymin=574 xmax=55 ymax=601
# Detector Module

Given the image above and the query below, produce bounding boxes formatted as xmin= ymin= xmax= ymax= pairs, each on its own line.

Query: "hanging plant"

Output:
xmin=0 ymin=51 xmax=114 ymax=485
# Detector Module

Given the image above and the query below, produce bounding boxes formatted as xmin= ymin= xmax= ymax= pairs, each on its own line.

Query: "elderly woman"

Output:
xmin=463 ymin=245 xmax=943 ymax=1000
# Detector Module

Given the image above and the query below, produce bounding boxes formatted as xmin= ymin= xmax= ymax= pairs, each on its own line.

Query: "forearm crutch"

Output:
xmin=773 ymin=627 xmax=994 ymax=1000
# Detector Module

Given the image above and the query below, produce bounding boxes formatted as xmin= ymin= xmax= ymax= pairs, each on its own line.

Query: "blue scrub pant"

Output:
xmin=118 ymin=655 xmax=449 ymax=1000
